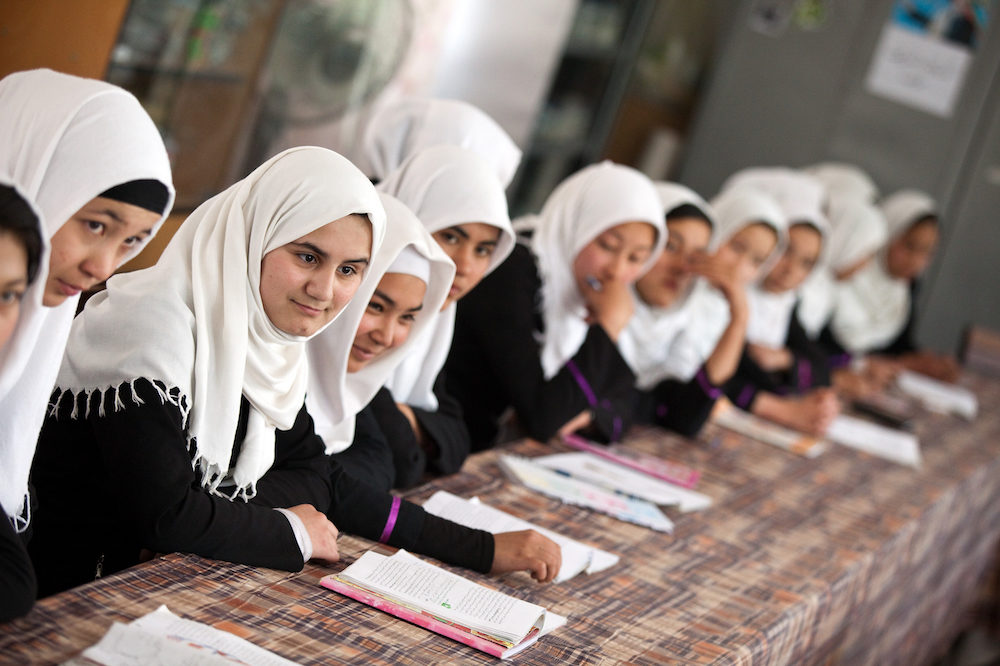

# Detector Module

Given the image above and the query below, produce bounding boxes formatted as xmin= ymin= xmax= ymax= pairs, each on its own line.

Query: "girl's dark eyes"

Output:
xmin=367 ymin=301 xmax=384 ymax=313
xmin=439 ymin=232 xmax=459 ymax=244
xmin=297 ymin=253 xmax=318 ymax=264
xmin=474 ymin=245 xmax=495 ymax=257
xmin=0 ymin=290 xmax=24 ymax=304
xmin=338 ymin=264 xmax=358 ymax=276
xmin=86 ymin=220 xmax=105 ymax=234
xmin=401 ymin=314 xmax=416 ymax=323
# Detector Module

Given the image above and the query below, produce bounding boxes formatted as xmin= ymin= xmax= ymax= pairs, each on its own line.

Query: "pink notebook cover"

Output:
xmin=320 ymin=575 xmax=539 ymax=659
xmin=561 ymin=433 xmax=701 ymax=488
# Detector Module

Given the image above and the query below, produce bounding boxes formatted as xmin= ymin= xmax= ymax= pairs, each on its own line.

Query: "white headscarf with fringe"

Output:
xmin=619 ymin=182 xmax=717 ymax=389
xmin=378 ymin=146 xmax=514 ymax=410
xmin=306 ymin=192 xmax=454 ymax=453
xmin=364 ymin=98 xmax=522 ymax=187
xmin=0 ymin=69 xmax=174 ymax=528
xmin=830 ymin=189 xmax=936 ymax=353
xmin=52 ymin=147 xmax=384 ymax=500
xmin=514 ymin=161 xmax=666 ymax=380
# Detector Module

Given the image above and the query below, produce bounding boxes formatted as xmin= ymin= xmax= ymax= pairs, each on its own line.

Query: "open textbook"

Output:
xmin=711 ymin=399 xmax=828 ymax=458
xmin=896 ymin=370 xmax=978 ymax=420
xmin=497 ymin=454 xmax=674 ymax=533
xmin=65 ymin=605 xmax=295 ymax=666
xmin=422 ymin=490 xmax=618 ymax=583
xmin=321 ymin=550 xmax=566 ymax=660
xmin=533 ymin=452 xmax=712 ymax=512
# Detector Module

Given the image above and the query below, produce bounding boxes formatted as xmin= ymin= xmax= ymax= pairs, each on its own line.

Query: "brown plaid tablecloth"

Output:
xmin=2 ymin=372 xmax=999 ymax=665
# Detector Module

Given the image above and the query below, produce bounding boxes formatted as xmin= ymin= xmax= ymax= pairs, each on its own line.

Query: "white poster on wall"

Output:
xmin=865 ymin=0 xmax=992 ymax=118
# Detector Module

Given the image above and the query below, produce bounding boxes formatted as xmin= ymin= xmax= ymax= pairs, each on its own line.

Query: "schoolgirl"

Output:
xmin=0 ymin=182 xmax=43 ymax=621
xmin=618 ymin=182 xmax=736 ymax=437
xmin=375 ymin=146 xmax=515 ymax=487
xmin=824 ymin=189 xmax=958 ymax=382
xmin=446 ymin=161 xmax=666 ymax=449
xmin=0 ymin=69 xmax=174 ymax=602
xmin=307 ymin=191 xmax=456 ymax=489
xmin=723 ymin=169 xmax=834 ymax=396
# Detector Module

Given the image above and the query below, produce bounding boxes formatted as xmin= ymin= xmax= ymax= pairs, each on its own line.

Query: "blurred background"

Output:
xmin=1 ymin=0 xmax=997 ymax=355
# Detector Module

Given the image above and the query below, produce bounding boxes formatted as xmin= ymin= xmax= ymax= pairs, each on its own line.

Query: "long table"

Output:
xmin=3 ymin=372 xmax=1000 ymax=665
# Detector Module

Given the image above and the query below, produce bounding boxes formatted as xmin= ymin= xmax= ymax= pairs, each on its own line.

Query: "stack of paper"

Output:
xmin=67 ymin=605 xmax=294 ymax=666
xmin=532 ymin=452 xmax=712 ymax=512
xmin=497 ymin=454 xmax=674 ymax=533
xmin=711 ymin=400 xmax=828 ymax=458
xmin=826 ymin=414 xmax=921 ymax=468
xmin=322 ymin=550 xmax=566 ymax=659
xmin=423 ymin=490 xmax=618 ymax=583
xmin=897 ymin=370 xmax=978 ymax=419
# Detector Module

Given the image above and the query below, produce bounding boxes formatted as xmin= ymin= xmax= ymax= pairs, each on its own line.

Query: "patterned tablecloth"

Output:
xmin=3 ymin=372 xmax=1000 ymax=665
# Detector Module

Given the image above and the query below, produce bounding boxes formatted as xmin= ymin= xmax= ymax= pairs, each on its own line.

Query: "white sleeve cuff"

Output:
xmin=275 ymin=508 xmax=313 ymax=563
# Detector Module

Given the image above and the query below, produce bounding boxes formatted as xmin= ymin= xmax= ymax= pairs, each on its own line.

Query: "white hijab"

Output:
xmin=515 ymin=162 xmax=667 ymax=380
xmin=723 ymin=168 xmax=829 ymax=349
xmin=797 ymin=196 xmax=890 ymax=339
xmin=363 ymin=98 xmax=522 ymax=187
xmin=805 ymin=161 xmax=879 ymax=208
xmin=377 ymin=145 xmax=514 ymax=410
xmin=830 ymin=189 xmax=936 ymax=353
xmin=53 ymin=147 xmax=385 ymax=500
xmin=619 ymin=182 xmax=717 ymax=389
xmin=685 ymin=187 xmax=787 ymax=362
xmin=306 ymin=192 xmax=454 ymax=453
xmin=0 ymin=69 xmax=175 ymax=527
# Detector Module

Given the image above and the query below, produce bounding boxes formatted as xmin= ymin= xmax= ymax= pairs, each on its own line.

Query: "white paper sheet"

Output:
xmin=532 ymin=452 xmax=712 ymax=512
xmin=897 ymin=370 xmax=978 ymax=420
xmin=69 ymin=606 xmax=296 ymax=666
xmin=826 ymin=414 xmax=921 ymax=468
xmin=422 ymin=490 xmax=618 ymax=583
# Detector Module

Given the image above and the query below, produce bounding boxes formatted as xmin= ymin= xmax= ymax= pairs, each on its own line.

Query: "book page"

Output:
xmin=338 ymin=550 xmax=544 ymax=644
xmin=422 ymin=491 xmax=618 ymax=583
xmin=826 ymin=415 xmax=921 ymax=468
xmin=533 ymin=452 xmax=712 ymax=512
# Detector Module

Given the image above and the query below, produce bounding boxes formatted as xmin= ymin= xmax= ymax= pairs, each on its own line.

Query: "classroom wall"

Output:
xmin=678 ymin=0 xmax=1000 ymax=354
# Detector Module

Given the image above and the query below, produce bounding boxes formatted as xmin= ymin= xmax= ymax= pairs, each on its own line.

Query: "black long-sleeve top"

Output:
xmin=725 ymin=303 xmax=834 ymax=410
xmin=446 ymin=244 xmax=636 ymax=451
xmin=30 ymin=378 xmax=492 ymax=598
xmin=632 ymin=365 xmax=722 ymax=438
xmin=0 ymin=515 xmax=36 ymax=622
xmin=333 ymin=379 xmax=471 ymax=490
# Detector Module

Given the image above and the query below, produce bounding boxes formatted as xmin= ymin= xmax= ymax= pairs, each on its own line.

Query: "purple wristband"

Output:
xmin=798 ymin=358 xmax=812 ymax=392
xmin=378 ymin=496 xmax=402 ymax=544
xmin=736 ymin=385 xmax=756 ymax=409
xmin=695 ymin=367 xmax=723 ymax=400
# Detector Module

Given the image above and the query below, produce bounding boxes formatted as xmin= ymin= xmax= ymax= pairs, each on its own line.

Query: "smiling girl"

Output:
xmin=0 ymin=69 xmax=174 ymax=566
xmin=375 ymin=146 xmax=515 ymax=487
xmin=446 ymin=161 xmax=666 ymax=449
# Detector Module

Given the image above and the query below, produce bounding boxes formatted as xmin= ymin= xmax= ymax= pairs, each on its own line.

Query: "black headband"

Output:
xmin=99 ymin=179 xmax=170 ymax=215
